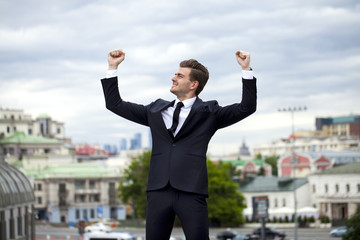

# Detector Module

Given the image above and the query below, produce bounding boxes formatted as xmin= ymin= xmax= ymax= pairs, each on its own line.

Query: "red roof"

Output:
xmin=75 ymin=145 xmax=110 ymax=156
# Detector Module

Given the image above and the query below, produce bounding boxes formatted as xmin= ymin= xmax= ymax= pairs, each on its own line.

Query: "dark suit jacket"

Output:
xmin=101 ymin=76 xmax=257 ymax=195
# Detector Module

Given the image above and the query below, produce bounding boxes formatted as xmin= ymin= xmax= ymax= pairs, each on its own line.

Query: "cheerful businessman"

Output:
xmin=101 ymin=49 xmax=257 ymax=240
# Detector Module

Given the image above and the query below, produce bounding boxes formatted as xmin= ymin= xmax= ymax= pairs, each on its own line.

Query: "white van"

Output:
xmin=83 ymin=231 xmax=137 ymax=240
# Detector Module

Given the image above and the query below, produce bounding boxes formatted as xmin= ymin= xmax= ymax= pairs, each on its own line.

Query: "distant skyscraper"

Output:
xmin=130 ymin=133 xmax=142 ymax=150
xmin=103 ymin=144 xmax=118 ymax=155
xmin=119 ymin=138 xmax=127 ymax=151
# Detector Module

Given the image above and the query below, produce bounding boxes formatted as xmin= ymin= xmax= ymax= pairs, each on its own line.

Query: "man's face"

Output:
xmin=170 ymin=67 xmax=195 ymax=97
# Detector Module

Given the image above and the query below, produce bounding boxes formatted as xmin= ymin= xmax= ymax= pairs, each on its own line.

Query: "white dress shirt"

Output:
xmin=105 ymin=69 xmax=254 ymax=136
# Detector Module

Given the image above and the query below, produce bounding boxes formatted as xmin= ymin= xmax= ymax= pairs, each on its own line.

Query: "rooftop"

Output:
xmin=224 ymin=158 xmax=267 ymax=166
xmin=0 ymin=131 xmax=61 ymax=144
xmin=238 ymin=176 xmax=308 ymax=193
xmin=311 ymin=162 xmax=360 ymax=175
xmin=21 ymin=163 xmax=118 ymax=179
xmin=0 ymin=160 xmax=35 ymax=208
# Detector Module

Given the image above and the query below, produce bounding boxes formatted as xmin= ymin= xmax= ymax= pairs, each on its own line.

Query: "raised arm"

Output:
xmin=102 ymin=49 xmax=149 ymax=126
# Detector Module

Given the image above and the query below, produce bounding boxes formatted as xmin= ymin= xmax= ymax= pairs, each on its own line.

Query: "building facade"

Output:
xmin=238 ymin=176 xmax=312 ymax=221
xmin=316 ymin=114 xmax=360 ymax=138
xmin=0 ymin=108 xmax=65 ymax=140
xmin=277 ymin=151 xmax=360 ymax=178
xmin=253 ymin=136 xmax=360 ymax=157
xmin=22 ymin=163 xmax=125 ymax=225
xmin=307 ymin=162 xmax=360 ymax=226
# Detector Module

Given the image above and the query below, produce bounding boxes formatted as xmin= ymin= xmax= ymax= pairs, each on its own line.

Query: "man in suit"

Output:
xmin=101 ymin=49 xmax=257 ymax=240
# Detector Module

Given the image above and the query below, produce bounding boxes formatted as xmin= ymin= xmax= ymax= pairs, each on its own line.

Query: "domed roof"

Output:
xmin=0 ymin=159 xmax=35 ymax=208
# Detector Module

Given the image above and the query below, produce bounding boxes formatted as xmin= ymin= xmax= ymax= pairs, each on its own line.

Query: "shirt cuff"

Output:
xmin=106 ymin=69 xmax=118 ymax=78
xmin=242 ymin=69 xmax=254 ymax=80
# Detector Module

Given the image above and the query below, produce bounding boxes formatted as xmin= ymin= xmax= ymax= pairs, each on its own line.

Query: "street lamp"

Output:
xmin=278 ymin=106 xmax=307 ymax=240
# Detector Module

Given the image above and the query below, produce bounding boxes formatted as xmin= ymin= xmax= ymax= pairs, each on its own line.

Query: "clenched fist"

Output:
xmin=108 ymin=49 xmax=125 ymax=70
xmin=235 ymin=50 xmax=251 ymax=70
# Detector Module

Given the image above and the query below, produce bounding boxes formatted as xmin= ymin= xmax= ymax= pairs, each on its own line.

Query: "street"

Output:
xmin=35 ymin=225 xmax=334 ymax=240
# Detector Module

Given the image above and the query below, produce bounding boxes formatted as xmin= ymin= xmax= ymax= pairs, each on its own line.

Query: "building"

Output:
xmin=0 ymin=108 xmax=65 ymax=140
xmin=75 ymin=144 xmax=111 ymax=162
xmin=119 ymin=138 xmax=127 ymax=151
xmin=223 ymin=158 xmax=272 ymax=179
xmin=0 ymin=158 xmax=35 ymax=240
xmin=129 ymin=133 xmax=142 ymax=150
xmin=253 ymin=114 xmax=360 ymax=157
xmin=238 ymin=176 xmax=312 ymax=221
xmin=316 ymin=114 xmax=360 ymax=138
xmin=307 ymin=162 xmax=360 ymax=226
xmin=22 ymin=163 xmax=125 ymax=225
xmin=253 ymin=136 xmax=359 ymax=157
xmin=0 ymin=131 xmax=75 ymax=171
xmin=277 ymin=151 xmax=360 ymax=178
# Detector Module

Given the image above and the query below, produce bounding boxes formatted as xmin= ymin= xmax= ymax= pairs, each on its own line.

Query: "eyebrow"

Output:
xmin=175 ymin=73 xmax=185 ymax=77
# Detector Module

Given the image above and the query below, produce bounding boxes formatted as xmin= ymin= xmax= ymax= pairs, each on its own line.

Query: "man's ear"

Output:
xmin=190 ymin=81 xmax=199 ymax=90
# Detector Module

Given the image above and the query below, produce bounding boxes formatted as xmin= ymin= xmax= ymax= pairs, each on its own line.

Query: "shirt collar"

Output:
xmin=174 ymin=96 xmax=196 ymax=109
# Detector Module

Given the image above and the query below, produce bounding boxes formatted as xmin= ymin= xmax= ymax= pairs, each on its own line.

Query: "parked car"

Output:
xmin=252 ymin=227 xmax=286 ymax=239
xmin=83 ymin=231 xmax=136 ymax=240
xmin=84 ymin=222 xmax=112 ymax=232
xmin=216 ymin=230 xmax=258 ymax=240
xmin=330 ymin=226 xmax=347 ymax=237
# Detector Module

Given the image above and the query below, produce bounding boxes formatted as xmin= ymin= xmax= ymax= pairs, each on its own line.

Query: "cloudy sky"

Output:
xmin=1 ymin=0 xmax=359 ymax=156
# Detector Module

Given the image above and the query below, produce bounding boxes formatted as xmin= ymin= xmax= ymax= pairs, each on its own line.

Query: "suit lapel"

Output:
xmin=175 ymin=97 xmax=203 ymax=139
xmin=152 ymin=100 xmax=175 ymax=138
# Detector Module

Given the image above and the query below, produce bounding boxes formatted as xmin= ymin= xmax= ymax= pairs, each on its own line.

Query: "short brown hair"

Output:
xmin=180 ymin=59 xmax=209 ymax=96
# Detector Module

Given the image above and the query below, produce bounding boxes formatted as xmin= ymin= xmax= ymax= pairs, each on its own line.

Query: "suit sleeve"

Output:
xmin=101 ymin=77 xmax=149 ymax=126
xmin=215 ymin=78 xmax=257 ymax=129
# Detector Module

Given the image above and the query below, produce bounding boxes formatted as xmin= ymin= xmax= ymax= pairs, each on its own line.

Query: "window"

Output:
xmin=59 ymin=183 xmax=66 ymax=192
xmin=346 ymin=184 xmax=350 ymax=193
xmin=57 ymin=128 xmax=61 ymax=134
xmin=357 ymin=184 xmax=360 ymax=193
xmin=91 ymin=209 xmax=95 ymax=218
xmin=312 ymin=184 xmax=316 ymax=193
xmin=83 ymin=209 xmax=88 ymax=219
xmin=325 ymin=184 xmax=328 ymax=193
xmin=89 ymin=180 xmax=96 ymax=189
xmin=37 ymin=183 xmax=42 ymax=191
xmin=37 ymin=197 xmax=42 ymax=204
xmin=335 ymin=184 xmax=339 ymax=193
xmin=274 ymin=198 xmax=278 ymax=208
xmin=89 ymin=194 xmax=100 ymax=202
xmin=76 ymin=209 xmax=80 ymax=219
xmin=28 ymin=128 xmax=32 ymax=135
xmin=282 ymin=198 xmax=286 ymax=207
xmin=7 ymin=126 xmax=10 ymax=133
xmin=75 ymin=194 xmax=86 ymax=203
xmin=75 ymin=180 xmax=86 ymax=189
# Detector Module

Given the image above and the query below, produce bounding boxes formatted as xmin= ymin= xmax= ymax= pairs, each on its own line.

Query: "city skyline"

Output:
xmin=0 ymin=0 xmax=359 ymax=155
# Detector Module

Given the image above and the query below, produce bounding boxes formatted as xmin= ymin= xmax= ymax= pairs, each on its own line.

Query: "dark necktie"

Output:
xmin=169 ymin=101 xmax=184 ymax=135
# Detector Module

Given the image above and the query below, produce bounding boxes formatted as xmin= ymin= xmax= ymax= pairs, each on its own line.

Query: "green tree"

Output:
xmin=258 ymin=166 xmax=265 ymax=176
xmin=117 ymin=151 xmax=151 ymax=219
xmin=256 ymin=153 xmax=279 ymax=176
xmin=343 ymin=205 xmax=360 ymax=240
xmin=207 ymin=160 xmax=246 ymax=227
